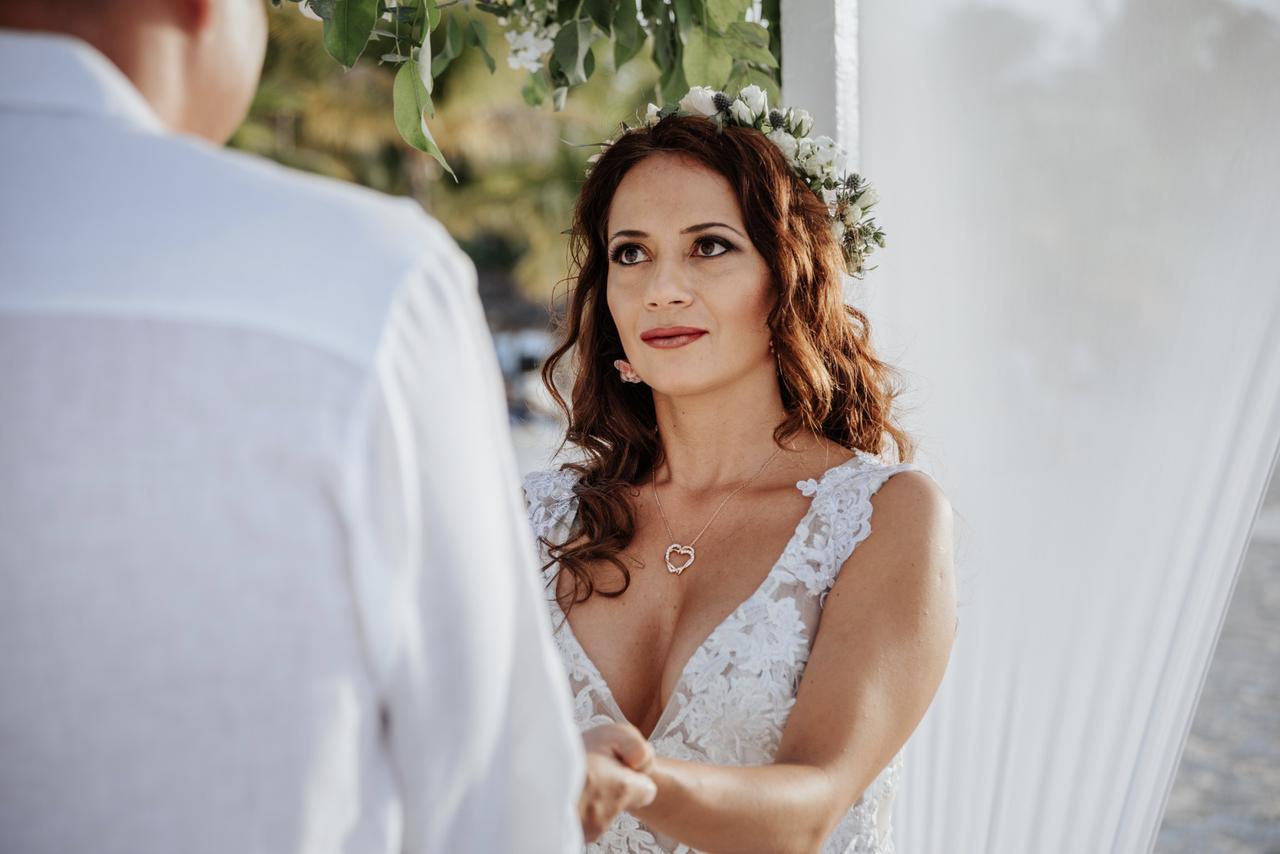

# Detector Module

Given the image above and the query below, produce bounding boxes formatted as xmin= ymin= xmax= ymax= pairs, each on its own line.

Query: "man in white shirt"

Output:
xmin=0 ymin=1 xmax=654 ymax=852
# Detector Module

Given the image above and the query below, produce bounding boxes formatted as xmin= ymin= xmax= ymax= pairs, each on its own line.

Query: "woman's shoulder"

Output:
xmin=798 ymin=448 xmax=928 ymax=495
xmin=801 ymin=449 xmax=949 ymax=569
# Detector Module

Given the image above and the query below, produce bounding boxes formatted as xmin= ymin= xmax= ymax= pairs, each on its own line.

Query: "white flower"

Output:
xmin=833 ymin=220 xmax=847 ymax=242
xmin=821 ymin=187 xmax=839 ymax=206
xmin=645 ymin=102 xmax=662 ymax=126
xmin=765 ymin=129 xmax=798 ymax=164
xmin=843 ymin=204 xmax=863 ymax=227
xmin=795 ymin=134 xmax=844 ymax=179
xmin=738 ymin=84 xmax=768 ymax=120
xmin=586 ymin=151 xmax=602 ymax=165
xmin=729 ymin=98 xmax=755 ymax=125
xmin=789 ymin=108 xmax=814 ymax=138
xmin=855 ymin=187 xmax=879 ymax=209
xmin=678 ymin=85 xmax=720 ymax=118
xmin=503 ymin=16 xmax=558 ymax=74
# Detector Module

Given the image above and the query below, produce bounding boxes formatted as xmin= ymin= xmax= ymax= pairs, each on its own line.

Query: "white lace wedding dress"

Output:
xmin=523 ymin=450 xmax=923 ymax=853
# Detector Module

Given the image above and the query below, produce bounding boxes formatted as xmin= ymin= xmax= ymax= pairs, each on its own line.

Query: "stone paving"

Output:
xmin=1156 ymin=462 xmax=1280 ymax=854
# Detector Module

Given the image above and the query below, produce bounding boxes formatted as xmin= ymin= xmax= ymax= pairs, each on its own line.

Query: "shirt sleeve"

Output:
xmin=343 ymin=216 xmax=585 ymax=854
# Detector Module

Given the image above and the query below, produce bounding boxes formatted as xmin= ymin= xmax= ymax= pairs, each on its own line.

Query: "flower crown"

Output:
xmin=587 ymin=85 xmax=886 ymax=279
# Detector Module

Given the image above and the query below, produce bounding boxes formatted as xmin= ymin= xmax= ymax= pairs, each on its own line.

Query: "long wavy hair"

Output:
xmin=541 ymin=114 xmax=914 ymax=612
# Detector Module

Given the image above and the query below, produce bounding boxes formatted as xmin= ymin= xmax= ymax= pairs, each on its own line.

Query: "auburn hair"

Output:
xmin=540 ymin=114 xmax=914 ymax=612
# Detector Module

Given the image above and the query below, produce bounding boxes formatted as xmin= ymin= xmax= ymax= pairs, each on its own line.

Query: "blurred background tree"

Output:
xmin=232 ymin=6 xmax=659 ymax=311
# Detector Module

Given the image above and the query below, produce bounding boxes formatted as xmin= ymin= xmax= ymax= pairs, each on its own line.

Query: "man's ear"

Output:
xmin=174 ymin=0 xmax=213 ymax=34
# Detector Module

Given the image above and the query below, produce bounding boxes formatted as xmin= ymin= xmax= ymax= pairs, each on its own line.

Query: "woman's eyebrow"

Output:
xmin=681 ymin=221 xmax=746 ymax=238
xmin=608 ymin=222 xmax=746 ymax=241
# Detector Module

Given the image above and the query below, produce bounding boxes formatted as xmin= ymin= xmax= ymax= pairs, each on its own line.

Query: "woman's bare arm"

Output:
xmin=631 ymin=471 xmax=958 ymax=854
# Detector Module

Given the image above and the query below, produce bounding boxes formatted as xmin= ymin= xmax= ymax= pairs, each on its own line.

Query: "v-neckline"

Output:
xmin=546 ymin=454 xmax=864 ymax=742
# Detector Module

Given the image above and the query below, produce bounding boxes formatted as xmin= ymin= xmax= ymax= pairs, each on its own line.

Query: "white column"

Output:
xmin=780 ymin=0 xmax=859 ymax=166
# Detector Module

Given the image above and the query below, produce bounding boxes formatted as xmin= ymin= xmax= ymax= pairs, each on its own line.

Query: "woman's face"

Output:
xmin=605 ymin=151 xmax=774 ymax=398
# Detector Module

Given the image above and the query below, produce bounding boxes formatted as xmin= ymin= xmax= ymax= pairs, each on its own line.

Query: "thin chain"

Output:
xmin=651 ymin=443 xmax=786 ymax=548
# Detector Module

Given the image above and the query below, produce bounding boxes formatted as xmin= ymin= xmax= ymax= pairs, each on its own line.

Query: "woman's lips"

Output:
xmin=640 ymin=327 xmax=707 ymax=349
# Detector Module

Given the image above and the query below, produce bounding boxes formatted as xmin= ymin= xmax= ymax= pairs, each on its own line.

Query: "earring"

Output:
xmin=613 ymin=359 xmax=644 ymax=384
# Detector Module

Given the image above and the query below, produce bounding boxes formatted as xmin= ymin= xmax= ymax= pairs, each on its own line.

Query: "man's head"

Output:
xmin=0 ymin=0 xmax=268 ymax=143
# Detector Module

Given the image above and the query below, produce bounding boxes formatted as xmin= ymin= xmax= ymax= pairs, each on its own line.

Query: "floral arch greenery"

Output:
xmin=276 ymin=0 xmax=783 ymax=175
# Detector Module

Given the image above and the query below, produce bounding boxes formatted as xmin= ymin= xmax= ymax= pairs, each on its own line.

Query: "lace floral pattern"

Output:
xmin=523 ymin=452 xmax=919 ymax=853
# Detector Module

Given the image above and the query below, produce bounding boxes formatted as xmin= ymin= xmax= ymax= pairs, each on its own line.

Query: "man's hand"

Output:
xmin=578 ymin=723 xmax=657 ymax=842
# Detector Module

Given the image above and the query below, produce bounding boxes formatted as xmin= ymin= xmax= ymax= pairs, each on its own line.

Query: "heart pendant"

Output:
xmin=665 ymin=543 xmax=696 ymax=575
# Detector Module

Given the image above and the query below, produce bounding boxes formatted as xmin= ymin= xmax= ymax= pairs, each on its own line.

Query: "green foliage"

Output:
xmin=431 ymin=16 xmax=465 ymax=77
xmin=237 ymin=8 xmax=660 ymax=300
xmin=275 ymin=0 xmax=781 ymax=165
xmin=322 ymin=0 xmax=378 ymax=67
xmin=553 ymin=19 xmax=596 ymax=86
xmin=393 ymin=59 xmax=455 ymax=178
xmin=468 ymin=20 xmax=496 ymax=72
xmin=681 ymin=28 xmax=731 ymax=87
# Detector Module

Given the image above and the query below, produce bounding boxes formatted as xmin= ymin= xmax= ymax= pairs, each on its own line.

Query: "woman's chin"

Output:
xmin=641 ymin=374 xmax=726 ymax=399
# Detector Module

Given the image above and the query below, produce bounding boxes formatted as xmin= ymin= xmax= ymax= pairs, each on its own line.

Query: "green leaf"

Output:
xmin=583 ymin=0 xmax=614 ymax=35
xmin=727 ymin=20 xmax=770 ymax=47
xmin=322 ymin=0 xmax=378 ymax=68
xmin=425 ymin=0 xmax=441 ymax=31
xmin=723 ymin=26 xmax=778 ymax=68
xmin=673 ymin=0 xmax=698 ymax=37
xmin=705 ymin=0 xmax=751 ymax=33
xmin=418 ymin=26 xmax=434 ymax=94
xmin=681 ymin=28 xmax=732 ymax=88
xmin=654 ymin=16 xmax=689 ymax=102
xmin=556 ymin=0 xmax=584 ymax=25
xmin=430 ymin=14 xmax=463 ymax=77
xmin=522 ymin=69 xmax=551 ymax=106
xmin=553 ymin=18 xmax=595 ymax=86
xmin=658 ymin=61 xmax=690 ymax=104
xmin=467 ymin=19 xmax=496 ymax=73
xmin=393 ymin=60 xmax=455 ymax=179
xmin=613 ymin=5 xmax=643 ymax=69
xmin=552 ymin=85 xmax=569 ymax=111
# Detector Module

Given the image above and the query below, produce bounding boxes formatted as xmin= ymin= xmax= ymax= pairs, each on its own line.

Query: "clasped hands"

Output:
xmin=578 ymin=723 xmax=658 ymax=842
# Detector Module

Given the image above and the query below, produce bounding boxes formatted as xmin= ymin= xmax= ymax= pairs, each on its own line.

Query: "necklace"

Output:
xmin=651 ymin=444 xmax=786 ymax=576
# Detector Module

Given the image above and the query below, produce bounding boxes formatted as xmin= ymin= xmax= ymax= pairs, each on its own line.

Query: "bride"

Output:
xmin=524 ymin=87 xmax=958 ymax=853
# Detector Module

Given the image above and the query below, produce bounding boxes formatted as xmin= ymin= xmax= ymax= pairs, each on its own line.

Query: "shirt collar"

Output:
xmin=0 ymin=28 xmax=166 ymax=133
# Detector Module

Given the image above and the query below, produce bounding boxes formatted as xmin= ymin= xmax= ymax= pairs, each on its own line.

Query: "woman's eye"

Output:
xmin=694 ymin=237 xmax=730 ymax=258
xmin=610 ymin=244 xmax=648 ymax=265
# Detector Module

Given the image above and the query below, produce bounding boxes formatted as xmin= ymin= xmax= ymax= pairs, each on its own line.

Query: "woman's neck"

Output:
xmin=651 ymin=369 xmax=795 ymax=493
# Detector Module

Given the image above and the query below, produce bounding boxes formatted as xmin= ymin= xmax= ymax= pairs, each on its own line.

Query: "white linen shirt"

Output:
xmin=0 ymin=29 xmax=583 ymax=854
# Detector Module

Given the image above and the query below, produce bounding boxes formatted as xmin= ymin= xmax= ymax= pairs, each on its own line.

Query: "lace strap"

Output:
xmin=521 ymin=467 xmax=581 ymax=542
xmin=805 ymin=456 xmax=924 ymax=594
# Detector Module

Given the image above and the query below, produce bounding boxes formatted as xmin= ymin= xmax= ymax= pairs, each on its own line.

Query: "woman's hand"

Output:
xmin=578 ymin=722 xmax=657 ymax=841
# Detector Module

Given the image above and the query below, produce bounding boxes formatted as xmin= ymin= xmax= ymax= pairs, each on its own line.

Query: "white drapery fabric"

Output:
xmin=801 ymin=1 xmax=1280 ymax=851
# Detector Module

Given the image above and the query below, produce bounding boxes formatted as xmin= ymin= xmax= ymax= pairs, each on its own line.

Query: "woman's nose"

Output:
xmin=644 ymin=255 xmax=694 ymax=309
